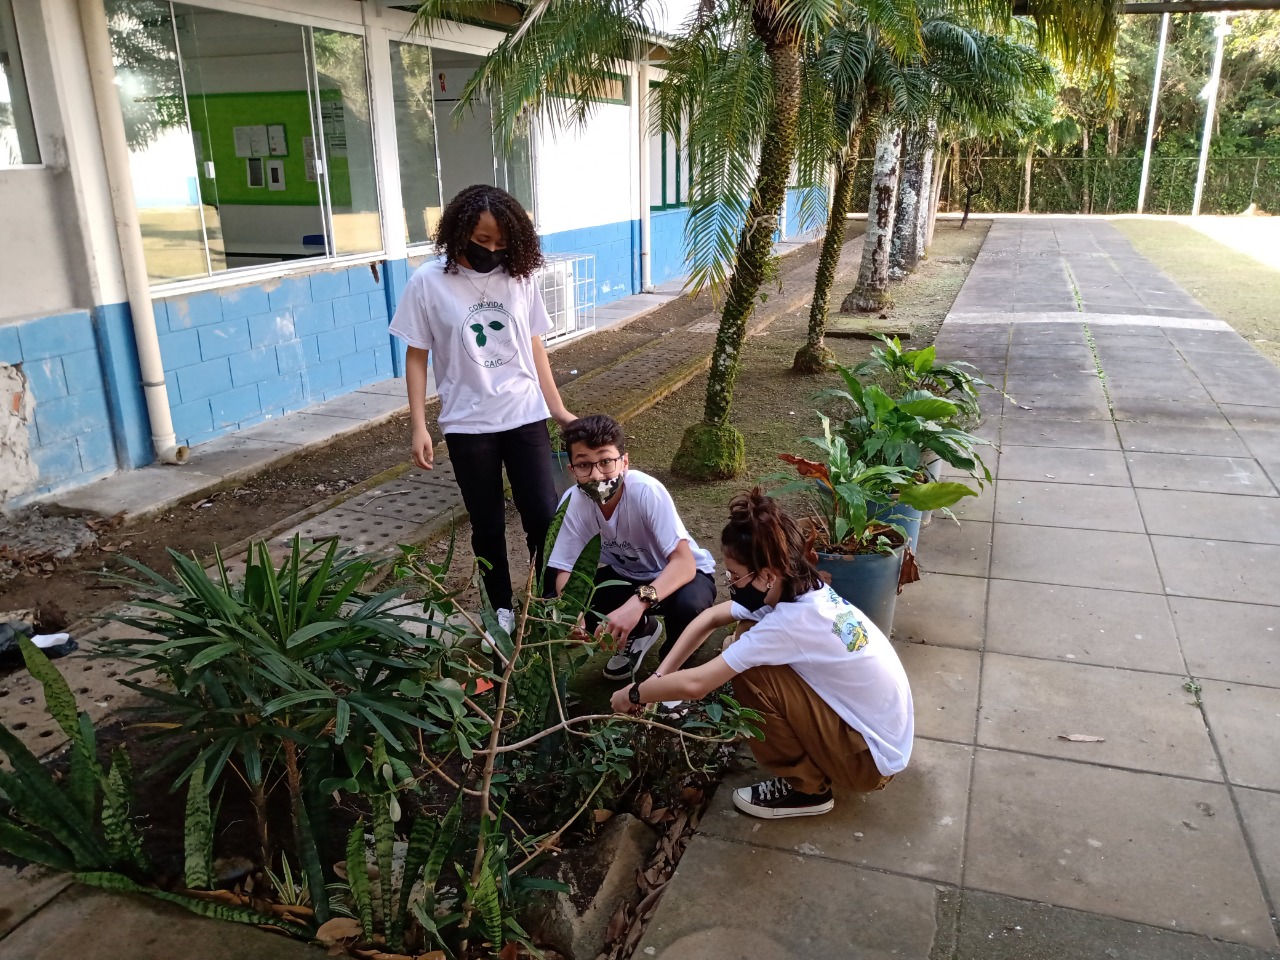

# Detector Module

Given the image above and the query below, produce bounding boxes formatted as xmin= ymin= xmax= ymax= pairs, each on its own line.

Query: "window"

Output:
xmin=107 ymin=1 xmax=381 ymax=283
xmin=648 ymin=81 xmax=688 ymax=210
xmin=0 ymin=0 xmax=39 ymax=165
xmin=390 ymin=41 xmax=534 ymax=246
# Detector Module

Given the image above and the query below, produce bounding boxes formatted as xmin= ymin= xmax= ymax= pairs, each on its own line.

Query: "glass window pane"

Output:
xmin=174 ymin=5 xmax=319 ymax=271
xmin=432 ymin=49 xmax=497 ymax=206
xmin=665 ymin=131 xmax=678 ymax=206
xmin=313 ymin=29 xmax=381 ymax=256
xmin=0 ymin=0 xmax=39 ymax=165
xmin=503 ymin=118 xmax=535 ymax=216
xmin=107 ymin=0 xmax=208 ymax=282
xmin=648 ymin=130 xmax=663 ymax=208
xmin=390 ymin=40 xmax=441 ymax=246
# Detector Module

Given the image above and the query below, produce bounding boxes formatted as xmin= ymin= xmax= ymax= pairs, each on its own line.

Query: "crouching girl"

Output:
xmin=609 ymin=489 xmax=913 ymax=819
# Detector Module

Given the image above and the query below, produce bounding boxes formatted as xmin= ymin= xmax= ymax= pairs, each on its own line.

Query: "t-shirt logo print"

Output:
xmin=462 ymin=300 xmax=518 ymax=369
xmin=831 ymin=608 xmax=870 ymax=652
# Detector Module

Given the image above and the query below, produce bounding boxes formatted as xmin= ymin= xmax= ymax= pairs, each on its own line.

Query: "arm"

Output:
xmin=405 ymin=346 xmax=433 ymax=470
xmin=610 ymin=654 xmax=739 ymax=713
xmin=602 ymin=541 xmax=699 ymax=643
xmin=656 ymin=601 xmax=736 ymax=675
xmin=531 ymin=336 xmax=574 ymax=427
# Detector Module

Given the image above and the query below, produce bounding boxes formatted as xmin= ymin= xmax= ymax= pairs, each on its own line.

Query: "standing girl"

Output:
xmin=390 ymin=184 xmax=575 ymax=628
xmin=610 ymin=489 xmax=914 ymax=819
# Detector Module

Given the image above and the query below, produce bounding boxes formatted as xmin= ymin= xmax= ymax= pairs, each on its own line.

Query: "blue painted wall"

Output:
xmin=784 ymin=187 xmax=827 ymax=240
xmin=1 ymin=311 xmax=118 ymax=497
xmin=157 ymin=262 xmax=395 ymax=448
xmin=541 ymin=219 xmax=637 ymax=305
xmin=649 ymin=207 xmax=690 ymax=287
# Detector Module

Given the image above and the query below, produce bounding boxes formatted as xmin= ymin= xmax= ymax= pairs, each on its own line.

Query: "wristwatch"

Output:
xmin=628 ymin=681 xmax=643 ymax=706
xmin=636 ymin=584 xmax=659 ymax=605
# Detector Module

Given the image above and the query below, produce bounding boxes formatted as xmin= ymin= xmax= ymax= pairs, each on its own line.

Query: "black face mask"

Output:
xmin=730 ymin=580 xmax=771 ymax=613
xmin=465 ymin=240 xmax=507 ymax=274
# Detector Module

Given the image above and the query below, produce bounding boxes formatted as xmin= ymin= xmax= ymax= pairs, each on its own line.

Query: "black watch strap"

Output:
xmin=629 ymin=681 xmax=642 ymax=705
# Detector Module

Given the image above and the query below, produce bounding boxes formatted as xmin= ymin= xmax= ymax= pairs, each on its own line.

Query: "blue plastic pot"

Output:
xmin=817 ymin=546 xmax=905 ymax=635
xmin=869 ymin=499 xmax=923 ymax=553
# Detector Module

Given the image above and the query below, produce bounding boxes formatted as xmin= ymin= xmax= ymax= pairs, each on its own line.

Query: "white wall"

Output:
xmin=534 ymin=100 xmax=636 ymax=234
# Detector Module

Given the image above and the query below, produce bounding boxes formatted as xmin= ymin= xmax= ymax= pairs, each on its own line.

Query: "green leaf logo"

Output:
xmin=487 ymin=320 xmax=504 ymax=332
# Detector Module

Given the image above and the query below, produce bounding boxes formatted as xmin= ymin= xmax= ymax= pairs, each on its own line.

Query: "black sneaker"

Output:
xmin=731 ymin=777 xmax=835 ymax=819
xmin=602 ymin=615 xmax=663 ymax=681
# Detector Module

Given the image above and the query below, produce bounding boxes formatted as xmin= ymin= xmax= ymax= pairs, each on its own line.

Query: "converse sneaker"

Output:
xmin=731 ymin=777 xmax=834 ymax=819
xmin=602 ymin=616 xmax=663 ymax=681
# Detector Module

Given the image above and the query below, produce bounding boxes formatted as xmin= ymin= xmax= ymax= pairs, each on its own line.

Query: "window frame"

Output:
xmin=648 ymin=79 xmax=685 ymax=211
xmin=0 ymin=0 xmax=42 ymax=168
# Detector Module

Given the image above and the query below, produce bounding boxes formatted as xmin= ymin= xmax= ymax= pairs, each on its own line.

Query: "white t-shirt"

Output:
xmin=548 ymin=470 xmax=716 ymax=582
xmin=723 ymin=585 xmax=914 ymax=776
xmin=389 ymin=259 xmax=551 ymax=435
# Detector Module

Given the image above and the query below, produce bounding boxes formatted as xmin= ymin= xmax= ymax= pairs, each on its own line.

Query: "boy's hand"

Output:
xmin=412 ymin=427 xmax=434 ymax=470
xmin=598 ymin=596 xmax=646 ymax=647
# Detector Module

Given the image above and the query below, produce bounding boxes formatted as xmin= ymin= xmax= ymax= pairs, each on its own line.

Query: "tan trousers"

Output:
xmin=735 ymin=664 xmax=894 ymax=796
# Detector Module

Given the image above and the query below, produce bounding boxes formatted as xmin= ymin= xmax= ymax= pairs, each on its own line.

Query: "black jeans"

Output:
xmin=446 ymin=420 xmax=558 ymax=611
xmin=585 ymin=565 xmax=718 ymax=661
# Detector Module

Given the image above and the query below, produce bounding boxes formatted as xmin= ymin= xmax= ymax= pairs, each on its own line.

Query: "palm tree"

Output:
xmin=411 ymin=0 xmax=1118 ymax=479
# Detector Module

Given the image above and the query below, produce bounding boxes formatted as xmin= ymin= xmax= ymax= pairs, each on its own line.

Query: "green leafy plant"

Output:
xmin=852 ymin=335 xmax=999 ymax=425
xmin=770 ymin=415 xmax=975 ymax=554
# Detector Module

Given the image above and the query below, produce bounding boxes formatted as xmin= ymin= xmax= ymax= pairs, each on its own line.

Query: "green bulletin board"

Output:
xmin=187 ymin=90 xmax=352 ymax=207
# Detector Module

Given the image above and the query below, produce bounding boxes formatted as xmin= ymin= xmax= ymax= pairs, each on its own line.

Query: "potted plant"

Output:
xmin=851 ymin=334 xmax=998 ymax=429
xmin=820 ymin=368 xmax=991 ymax=551
xmin=548 ymin=418 xmax=574 ymax=497
xmin=770 ymin=416 xmax=976 ymax=633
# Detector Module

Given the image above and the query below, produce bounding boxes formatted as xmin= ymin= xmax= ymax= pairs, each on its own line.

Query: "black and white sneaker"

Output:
xmin=602 ymin=616 xmax=663 ymax=681
xmin=732 ymin=777 xmax=835 ymax=819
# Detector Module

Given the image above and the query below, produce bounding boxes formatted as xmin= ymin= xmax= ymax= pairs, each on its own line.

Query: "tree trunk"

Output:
xmin=914 ymin=119 xmax=936 ymax=261
xmin=843 ymin=125 xmax=902 ymax=313
xmin=926 ymin=144 xmax=946 ymax=251
xmin=1022 ymin=150 xmax=1034 ymax=214
xmin=1080 ymin=127 xmax=1091 ymax=215
xmin=794 ymin=122 xmax=863 ymax=374
xmin=671 ymin=31 xmax=802 ymax=479
xmin=890 ymin=124 xmax=926 ymax=276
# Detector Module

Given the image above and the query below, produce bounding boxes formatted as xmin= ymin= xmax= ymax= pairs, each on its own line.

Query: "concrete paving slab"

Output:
xmin=1138 ymin=489 xmax=1280 ymax=545
xmin=997 ymin=446 xmax=1130 ymax=486
xmin=639 ymin=835 xmax=943 ymax=960
xmin=994 ymin=479 xmax=1145 ymax=533
xmin=1171 ymin=597 xmax=1280 ymax=688
xmin=0 ymin=864 xmax=70 ymax=938
xmin=953 ymin=888 xmax=1279 ymax=960
xmin=894 ymin=641 xmax=979 ymax=743
xmin=1224 ymin=405 xmax=1280 ymax=429
xmin=1117 ymin=422 xmax=1251 ymax=458
xmin=977 ymin=653 xmax=1221 ymax=780
xmin=1235 ymin=787 xmax=1280 ymax=915
xmin=236 ymin=411 xmax=367 ymax=446
xmin=1152 ymin=536 xmax=1280 ymax=605
xmin=1199 ymin=680 xmax=1280 ymax=791
xmin=1125 ymin=452 xmax=1278 ymax=497
xmin=965 ymin=749 xmax=1276 ymax=948
xmin=1004 ymin=375 xmax=1107 ymax=399
xmin=1205 ymin=383 xmax=1280 ymax=408
xmin=986 ymin=579 xmax=1185 ymax=674
xmin=1111 ymin=398 xmax=1230 ymax=425
xmin=1010 ymin=323 xmax=1086 ymax=344
xmin=918 ymin=519 xmax=992 ymax=578
xmin=990 ymin=524 xmax=1163 ymax=593
xmin=1002 ymin=395 xmax=1112 ymax=421
xmin=893 ymin=572 xmax=987 ymax=649
xmin=50 ymin=466 xmax=220 ymax=520
xmin=309 ymin=389 xmax=406 ymax=422
xmin=1106 ymin=380 xmax=1214 ymax=403
xmin=182 ymin=436 xmax=299 ymax=482
xmin=999 ymin=417 xmax=1121 ymax=450
xmin=1006 ymin=344 xmax=1096 ymax=363
xmin=1234 ymin=425 xmax=1280 ymax=463
xmin=0 ymin=885 xmax=324 ymax=960
xmin=699 ymin=739 xmax=974 ymax=884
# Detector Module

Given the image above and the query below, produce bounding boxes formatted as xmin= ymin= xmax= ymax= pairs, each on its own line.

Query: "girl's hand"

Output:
xmin=412 ymin=427 xmax=434 ymax=470
xmin=611 ymin=685 xmax=639 ymax=715
xmin=553 ymin=407 xmax=577 ymax=429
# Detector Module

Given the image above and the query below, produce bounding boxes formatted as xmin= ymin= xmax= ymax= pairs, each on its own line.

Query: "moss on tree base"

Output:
xmin=670 ymin=422 xmax=746 ymax=481
xmin=842 ymin=288 xmax=893 ymax=313
xmin=792 ymin=342 xmax=833 ymax=374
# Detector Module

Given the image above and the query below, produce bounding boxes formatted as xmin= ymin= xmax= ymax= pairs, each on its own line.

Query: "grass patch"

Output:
xmin=1113 ymin=219 xmax=1280 ymax=369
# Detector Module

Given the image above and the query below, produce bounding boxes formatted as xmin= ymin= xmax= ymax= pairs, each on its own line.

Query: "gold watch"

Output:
xmin=636 ymin=584 xmax=659 ymax=605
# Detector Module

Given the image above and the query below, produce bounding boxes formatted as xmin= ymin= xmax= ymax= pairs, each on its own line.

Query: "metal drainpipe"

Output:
xmin=638 ymin=56 xmax=653 ymax=292
xmin=76 ymin=0 xmax=188 ymax=465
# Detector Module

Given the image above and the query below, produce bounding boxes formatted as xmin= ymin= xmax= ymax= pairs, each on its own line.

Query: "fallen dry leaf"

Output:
xmin=315 ymin=917 xmax=363 ymax=943
xmin=605 ymin=903 xmax=630 ymax=943
xmin=416 ymin=953 xmax=447 ymax=960
xmin=1057 ymin=734 xmax=1105 ymax=743
xmin=592 ymin=808 xmax=615 ymax=824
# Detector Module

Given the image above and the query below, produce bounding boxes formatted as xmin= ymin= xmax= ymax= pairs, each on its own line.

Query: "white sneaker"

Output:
xmin=602 ymin=616 xmax=663 ymax=681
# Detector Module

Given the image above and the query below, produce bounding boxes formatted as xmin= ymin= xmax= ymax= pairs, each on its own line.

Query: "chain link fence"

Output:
xmin=844 ymin=155 xmax=1279 ymax=217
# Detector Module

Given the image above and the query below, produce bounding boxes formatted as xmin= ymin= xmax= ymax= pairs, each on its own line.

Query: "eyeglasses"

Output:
xmin=568 ymin=457 xmax=624 ymax=478
xmin=722 ymin=569 xmax=756 ymax=587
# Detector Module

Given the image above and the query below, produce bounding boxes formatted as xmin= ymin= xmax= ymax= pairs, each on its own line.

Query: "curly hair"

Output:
xmin=433 ymin=184 xmax=544 ymax=280
xmin=721 ymin=488 xmax=822 ymax=603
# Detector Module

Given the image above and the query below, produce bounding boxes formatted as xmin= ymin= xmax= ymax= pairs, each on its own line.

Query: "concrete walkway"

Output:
xmin=641 ymin=218 xmax=1280 ymax=959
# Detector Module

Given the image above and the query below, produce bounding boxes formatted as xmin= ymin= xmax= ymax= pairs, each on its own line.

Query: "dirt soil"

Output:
xmin=0 ymin=241 xmax=845 ymax=631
